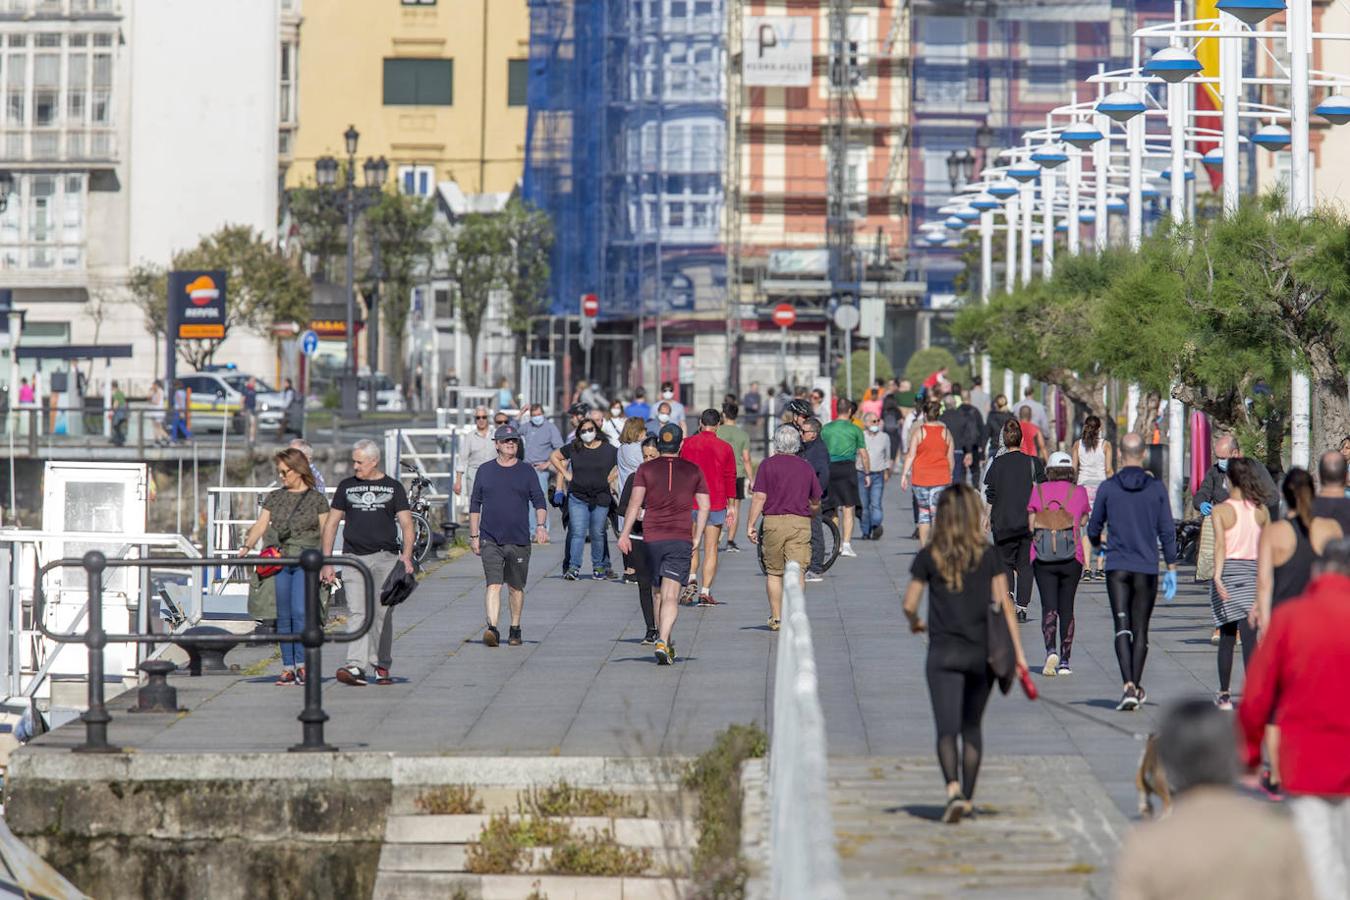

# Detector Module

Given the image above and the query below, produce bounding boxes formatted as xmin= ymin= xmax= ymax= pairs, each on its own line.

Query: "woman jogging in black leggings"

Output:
xmin=903 ymin=483 xmax=1029 ymax=823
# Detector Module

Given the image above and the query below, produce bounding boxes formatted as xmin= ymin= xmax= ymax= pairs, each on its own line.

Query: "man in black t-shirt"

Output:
xmin=321 ymin=439 xmax=414 ymax=686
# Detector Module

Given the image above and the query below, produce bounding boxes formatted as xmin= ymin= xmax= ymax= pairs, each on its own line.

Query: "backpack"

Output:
xmin=1031 ymin=484 xmax=1077 ymax=562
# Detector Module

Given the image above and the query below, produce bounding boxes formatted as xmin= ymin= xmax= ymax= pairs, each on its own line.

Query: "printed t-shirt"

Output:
xmin=262 ymin=488 xmax=330 ymax=556
xmin=631 ymin=456 xmax=708 ymax=542
xmin=332 ymin=475 xmax=409 ymax=555
xmin=752 ymin=454 xmax=821 ymax=518
xmin=560 ymin=440 xmax=618 ymax=506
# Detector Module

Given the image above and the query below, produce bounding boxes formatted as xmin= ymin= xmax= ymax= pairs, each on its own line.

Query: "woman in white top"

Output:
xmin=1071 ymin=415 xmax=1113 ymax=580
xmin=147 ymin=379 xmax=169 ymax=447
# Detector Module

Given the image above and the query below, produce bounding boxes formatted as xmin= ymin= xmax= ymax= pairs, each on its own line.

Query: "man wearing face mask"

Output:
xmin=659 ymin=382 xmax=686 ymax=431
xmin=1195 ymin=434 xmax=1279 ymax=522
xmin=858 ymin=412 xmax=892 ymax=539
xmin=646 ymin=401 xmax=674 ymax=437
xmin=519 ymin=403 xmax=565 ymax=527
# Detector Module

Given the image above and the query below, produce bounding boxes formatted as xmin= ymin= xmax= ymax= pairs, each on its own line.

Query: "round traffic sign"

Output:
xmin=833 ymin=303 xmax=860 ymax=331
xmin=581 ymin=294 xmax=600 ymax=318
xmin=300 ymin=329 xmax=320 ymax=356
xmin=771 ymin=304 xmax=796 ymax=328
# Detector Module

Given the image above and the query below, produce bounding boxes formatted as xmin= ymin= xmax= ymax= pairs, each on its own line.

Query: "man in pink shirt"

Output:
xmin=679 ymin=408 xmax=737 ymax=606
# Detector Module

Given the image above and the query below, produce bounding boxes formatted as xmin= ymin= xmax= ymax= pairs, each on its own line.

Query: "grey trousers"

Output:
xmin=344 ymin=550 xmax=401 ymax=670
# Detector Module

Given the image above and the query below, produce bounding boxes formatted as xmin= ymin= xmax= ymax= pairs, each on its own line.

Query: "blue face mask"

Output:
xmin=531 ymin=415 xmax=545 ymax=426
xmin=1217 ymin=458 xmax=1229 ymax=473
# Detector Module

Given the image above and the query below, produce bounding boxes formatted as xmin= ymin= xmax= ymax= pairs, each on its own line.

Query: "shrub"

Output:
xmin=683 ymin=723 xmax=768 ymax=899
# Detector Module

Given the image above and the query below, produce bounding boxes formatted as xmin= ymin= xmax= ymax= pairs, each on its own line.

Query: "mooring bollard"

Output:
xmin=75 ymin=550 xmax=120 ymax=753
xmin=131 ymin=659 xmax=180 ymax=713
xmin=290 ymin=548 xmax=334 ymax=753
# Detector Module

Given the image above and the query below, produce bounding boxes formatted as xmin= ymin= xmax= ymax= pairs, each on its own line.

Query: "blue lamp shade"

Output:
xmin=1107 ymin=197 xmax=1128 ymax=214
xmin=1252 ymin=123 xmax=1292 ymax=151
xmin=1202 ymin=148 xmax=1224 ymax=168
xmin=1097 ymin=91 xmax=1147 ymax=123
xmin=969 ymin=192 xmax=1000 ymax=211
xmin=1215 ymin=0 xmax=1287 ymax=27
xmin=1079 ymin=210 xmax=1097 ymax=224
xmin=1054 ymin=222 xmax=1069 ymax=233
xmin=1062 ymin=126 xmax=1104 ymax=149
xmin=944 ymin=216 xmax=967 ymax=231
xmin=1161 ymin=168 xmax=1196 ymax=182
xmin=1031 ymin=144 xmax=1069 ymax=169
xmin=1031 ymin=236 xmax=1045 ymax=247
xmin=1008 ymin=164 xmax=1041 ymax=183
xmin=923 ymin=231 xmax=948 ymax=245
xmin=988 ymin=180 xmax=1020 ymax=198
xmin=1141 ymin=186 xmax=1161 ymax=199
xmin=1142 ymin=47 xmax=1204 ymax=84
xmin=954 ymin=206 xmax=981 ymax=221
xmin=1315 ymin=93 xmax=1350 ymax=125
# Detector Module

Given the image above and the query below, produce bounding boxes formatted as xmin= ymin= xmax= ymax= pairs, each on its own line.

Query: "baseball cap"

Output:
xmin=656 ymin=423 xmax=684 ymax=453
xmin=494 ymin=424 xmax=520 ymax=441
xmin=1047 ymin=451 xmax=1073 ymax=468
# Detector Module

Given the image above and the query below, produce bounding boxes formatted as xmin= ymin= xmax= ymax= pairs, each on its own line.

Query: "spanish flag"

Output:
xmin=1195 ymin=0 xmax=1223 ymax=189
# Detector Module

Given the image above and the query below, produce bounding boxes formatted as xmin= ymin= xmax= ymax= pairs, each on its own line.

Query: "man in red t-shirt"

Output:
xmin=678 ymin=409 xmax=738 ymax=606
xmin=1017 ymin=405 xmax=1046 ymax=461
xmin=619 ymin=425 xmax=710 ymax=665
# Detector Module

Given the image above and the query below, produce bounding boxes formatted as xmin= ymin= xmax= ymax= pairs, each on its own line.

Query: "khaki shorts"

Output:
xmin=761 ymin=515 xmax=811 ymax=576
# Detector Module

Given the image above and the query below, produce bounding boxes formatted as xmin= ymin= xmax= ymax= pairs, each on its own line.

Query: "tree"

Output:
xmin=498 ymin=199 xmax=554 ymax=379
xmin=834 ymin=349 xmax=893 ymax=399
xmin=902 ymin=347 xmax=970 ymax=392
xmin=366 ymin=192 xmax=438 ymax=382
xmin=447 ymin=213 xmax=509 ymax=385
xmin=286 ymin=186 xmax=348 ymax=281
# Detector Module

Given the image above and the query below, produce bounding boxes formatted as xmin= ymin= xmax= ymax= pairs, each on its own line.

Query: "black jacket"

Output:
xmin=1194 ymin=461 xmax=1280 ymax=521
xmin=800 ymin=438 xmax=831 ymax=499
xmin=380 ymin=564 xmax=418 ymax=607
xmin=983 ymin=451 xmax=1046 ymax=540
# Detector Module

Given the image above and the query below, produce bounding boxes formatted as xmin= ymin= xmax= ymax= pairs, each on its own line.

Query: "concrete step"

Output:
xmin=390 ymin=784 xmax=694 ymax=819
xmin=376 ymin=841 xmax=691 ymax=876
xmin=384 ymin=813 xmax=697 ymax=848
xmin=371 ymin=872 xmax=688 ymax=900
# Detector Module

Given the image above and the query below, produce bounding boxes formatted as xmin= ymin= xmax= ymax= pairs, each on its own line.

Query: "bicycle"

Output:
xmin=755 ymin=513 xmax=841 ymax=576
xmin=401 ymin=461 xmax=436 ymax=564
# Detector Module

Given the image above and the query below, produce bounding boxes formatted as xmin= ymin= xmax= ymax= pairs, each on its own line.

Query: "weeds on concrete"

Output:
xmin=465 ymin=814 xmax=570 ymax=874
xmin=517 ymin=781 xmax=647 ymax=819
xmin=549 ymin=827 xmax=652 ymax=877
xmin=415 ymin=784 xmax=484 ymax=816
xmin=683 ymin=723 xmax=768 ymax=899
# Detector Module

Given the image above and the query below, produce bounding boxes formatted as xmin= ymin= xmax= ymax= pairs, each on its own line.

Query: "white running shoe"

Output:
xmin=1042 ymin=653 xmax=1060 ymax=677
xmin=839 ymin=543 xmax=857 ymax=558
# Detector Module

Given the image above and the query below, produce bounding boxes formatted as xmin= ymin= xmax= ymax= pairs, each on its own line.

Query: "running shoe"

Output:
xmin=1042 ymin=653 xmax=1060 ymax=677
xmin=839 ymin=543 xmax=857 ymax=558
xmin=641 ymin=629 xmax=659 ymax=645
xmin=1136 ymin=686 xmax=1147 ymax=706
xmin=872 ymin=525 xmax=884 ymax=540
xmin=679 ymin=581 xmax=700 ymax=606
xmin=591 ymin=568 xmax=610 ymax=581
xmin=275 ymin=669 xmax=297 ymax=686
xmin=336 ymin=665 xmax=367 ymax=686
xmin=1116 ymin=687 xmax=1139 ymax=711
xmin=508 ymin=626 xmax=522 ymax=646
xmin=1016 ymin=606 xmax=1029 ymax=624
xmin=374 ymin=665 xmax=393 ymax=686
xmin=767 ymin=617 xmax=781 ymax=631
xmin=1056 ymin=663 xmax=1073 ymax=676
xmin=942 ymin=793 xmax=967 ymax=824
xmin=563 ymin=569 xmax=580 ymax=581
xmin=483 ymin=625 xmax=500 ymax=648
xmin=668 ymin=640 xmax=677 ymax=661
xmin=1258 ymin=767 xmax=1284 ymax=801
xmin=295 ymin=666 xmax=306 ymax=686
xmin=1210 ymin=628 xmax=1221 ymax=645
xmin=696 ymin=592 xmax=721 ymax=607
xmin=725 ymin=541 xmax=742 ymax=553
xmin=1215 ymin=691 xmax=1233 ymax=711
xmin=654 ymin=640 xmax=672 ymax=666
xmin=621 ymin=574 xmax=640 ymax=585
xmin=805 ymin=571 xmax=825 ymax=583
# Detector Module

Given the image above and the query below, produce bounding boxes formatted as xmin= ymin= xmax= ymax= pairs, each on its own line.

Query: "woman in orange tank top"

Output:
xmin=900 ymin=399 xmax=955 ymax=545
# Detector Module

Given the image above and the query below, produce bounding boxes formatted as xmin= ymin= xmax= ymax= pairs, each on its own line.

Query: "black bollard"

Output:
xmin=290 ymin=548 xmax=334 ymax=752
xmin=130 ymin=659 xmax=181 ymax=713
xmin=74 ymin=551 xmax=121 ymax=753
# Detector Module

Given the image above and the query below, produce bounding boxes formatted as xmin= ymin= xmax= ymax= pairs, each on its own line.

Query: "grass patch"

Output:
xmin=517 ymin=781 xmax=647 ymax=819
xmin=415 ymin=784 xmax=484 ymax=815
xmin=549 ymin=826 xmax=652 ymax=877
xmin=683 ymin=722 xmax=768 ymax=899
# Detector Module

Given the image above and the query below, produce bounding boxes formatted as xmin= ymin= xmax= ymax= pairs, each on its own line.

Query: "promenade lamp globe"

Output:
xmin=944 ymin=215 xmax=968 ymax=231
xmin=315 ymin=155 xmax=338 ymax=188
xmin=988 ymin=180 xmax=1019 ymax=199
xmin=1160 ymin=168 xmax=1196 ymax=182
xmin=1097 ymin=91 xmax=1146 ymax=123
xmin=1031 ymin=143 xmax=1069 ymax=169
xmin=1008 ymin=163 xmax=1040 ymax=183
xmin=923 ymin=230 xmax=949 ymax=245
xmin=969 ymin=192 xmax=1000 ymax=211
xmin=1141 ymin=184 xmax=1161 ymax=200
xmin=937 ymin=203 xmax=964 ymax=216
xmin=363 ymin=156 xmax=390 ymax=189
xmin=1315 ymin=93 xmax=1350 ymax=125
xmin=1079 ymin=210 xmax=1097 ymax=224
xmin=1031 ymin=235 xmax=1045 ymax=247
xmin=1202 ymin=147 xmax=1224 ymax=168
xmin=1143 ymin=47 xmax=1203 ymax=83
xmin=954 ymin=206 xmax=981 ymax=222
xmin=344 ymin=124 xmax=360 ymax=156
xmin=1061 ymin=125 xmax=1104 ymax=149
xmin=1055 ymin=222 xmax=1069 ymax=233
xmin=1215 ymin=0 xmax=1287 ymax=27
xmin=1252 ymin=123 xmax=1292 ymax=151
xmin=1107 ymin=197 xmax=1128 ymax=215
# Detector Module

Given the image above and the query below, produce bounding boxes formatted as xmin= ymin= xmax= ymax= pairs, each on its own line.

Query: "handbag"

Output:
xmin=256 ymin=491 xmax=309 ymax=579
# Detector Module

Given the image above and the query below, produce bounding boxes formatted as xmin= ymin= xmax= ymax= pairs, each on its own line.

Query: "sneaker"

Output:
xmin=667 ymin=640 xmax=677 ymax=661
xmin=1056 ymin=663 xmax=1072 ymax=676
xmin=622 ymin=574 xmax=639 ymax=585
xmin=1042 ymin=653 xmax=1060 ymax=677
xmin=1210 ymin=628 xmax=1221 ymax=646
xmin=767 ymin=617 xmax=781 ymax=631
xmin=696 ymin=592 xmax=721 ymax=607
xmin=592 ymin=568 xmax=609 ymax=581
xmin=336 ymin=665 xmax=368 ymax=686
xmin=839 ymin=543 xmax=857 ymax=558
xmin=679 ymin=581 xmax=700 ymax=606
xmin=1016 ymin=606 xmax=1029 ymax=624
xmin=725 ymin=541 xmax=742 ymax=553
xmin=641 ymin=629 xmax=659 ymax=645
xmin=275 ymin=669 xmax=297 ymax=686
xmin=374 ymin=666 xmax=393 ymax=685
xmin=484 ymin=625 xmax=500 ymax=647
xmin=1258 ymin=767 xmax=1284 ymax=801
xmin=1116 ymin=686 xmax=1139 ymax=712
xmin=1136 ymin=686 xmax=1147 ymax=706
xmin=563 ymin=569 xmax=580 ymax=581
xmin=508 ymin=626 xmax=522 ymax=646
xmin=654 ymin=640 xmax=672 ymax=666
xmin=1215 ymin=691 xmax=1233 ymax=711
xmin=872 ymin=525 xmax=884 ymax=540
xmin=805 ymin=571 xmax=825 ymax=583
xmin=942 ymin=793 xmax=967 ymax=824
xmin=295 ymin=666 xmax=306 ymax=686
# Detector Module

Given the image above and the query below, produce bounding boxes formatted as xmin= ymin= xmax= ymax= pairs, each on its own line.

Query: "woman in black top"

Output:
xmin=551 ymin=420 xmax=619 ymax=580
xmin=903 ymin=483 xmax=1029 ymax=823
xmin=1255 ymin=469 xmax=1344 ymax=628
xmin=619 ymin=437 xmax=660 ymax=643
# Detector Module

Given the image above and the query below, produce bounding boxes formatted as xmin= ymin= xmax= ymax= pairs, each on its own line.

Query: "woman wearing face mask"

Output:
xmin=550 ymin=418 xmax=620 ymax=580
xmin=858 ymin=412 xmax=892 ymax=540
xmin=602 ymin=402 xmax=625 ymax=447
xmin=646 ymin=402 xmax=674 ymax=436
xmin=659 ymin=382 xmax=685 ymax=430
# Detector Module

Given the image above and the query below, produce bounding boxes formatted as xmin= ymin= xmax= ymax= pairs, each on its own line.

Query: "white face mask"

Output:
xmin=868 ymin=424 xmax=880 ymax=433
xmin=611 ymin=407 xmax=623 ymax=417
xmin=531 ymin=414 xmax=544 ymax=426
xmin=661 ymin=391 xmax=674 ymax=400
xmin=657 ymin=413 xmax=670 ymax=423
xmin=579 ymin=429 xmax=596 ymax=442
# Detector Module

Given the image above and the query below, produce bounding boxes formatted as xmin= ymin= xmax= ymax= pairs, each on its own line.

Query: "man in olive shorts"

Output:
xmin=746 ymin=425 xmax=821 ymax=630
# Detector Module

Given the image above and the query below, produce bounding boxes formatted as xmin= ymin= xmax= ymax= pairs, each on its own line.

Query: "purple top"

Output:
xmin=752 ymin=454 xmax=822 ymax=518
xmin=1027 ymin=480 xmax=1091 ymax=564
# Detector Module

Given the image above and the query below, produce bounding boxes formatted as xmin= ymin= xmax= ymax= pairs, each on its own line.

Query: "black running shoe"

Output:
xmin=563 ymin=569 xmax=580 ymax=581
xmin=641 ymin=629 xmax=659 ymax=645
xmin=1016 ymin=606 xmax=1029 ymax=623
xmin=725 ymin=541 xmax=742 ymax=553
xmin=508 ymin=626 xmax=522 ymax=646
xmin=483 ymin=625 xmax=500 ymax=647
xmin=1117 ymin=686 xmax=1139 ymax=711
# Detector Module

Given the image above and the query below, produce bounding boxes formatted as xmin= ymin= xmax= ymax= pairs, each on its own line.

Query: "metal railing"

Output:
xmin=769 ymin=560 xmax=844 ymax=900
xmin=34 ymin=550 xmax=374 ymax=753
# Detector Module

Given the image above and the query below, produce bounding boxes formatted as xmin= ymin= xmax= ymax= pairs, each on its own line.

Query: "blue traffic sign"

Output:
xmin=300 ymin=329 xmax=319 ymax=356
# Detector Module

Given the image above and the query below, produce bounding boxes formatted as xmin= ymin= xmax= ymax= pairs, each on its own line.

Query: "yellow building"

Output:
xmin=288 ymin=0 xmax=530 ymax=196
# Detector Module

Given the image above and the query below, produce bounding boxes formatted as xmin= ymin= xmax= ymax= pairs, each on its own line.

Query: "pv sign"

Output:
xmin=743 ymin=16 xmax=813 ymax=87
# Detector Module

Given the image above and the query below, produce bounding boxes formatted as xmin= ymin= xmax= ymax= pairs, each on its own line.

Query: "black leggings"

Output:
xmin=1217 ymin=619 xmax=1257 ymax=693
xmin=1106 ymin=571 xmax=1158 ymax=686
xmin=995 ymin=535 xmax=1034 ymax=610
xmin=926 ymin=659 xmax=995 ymax=800
xmin=625 ymin=540 xmax=655 ymax=631
xmin=1034 ymin=559 xmax=1082 ymax=661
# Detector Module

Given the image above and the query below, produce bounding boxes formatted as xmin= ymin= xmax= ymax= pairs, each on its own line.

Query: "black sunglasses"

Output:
xmin=494 ymin=419 xmax=507 ymax=425
xmin=474 ymin=414 xmax=488 ymax=420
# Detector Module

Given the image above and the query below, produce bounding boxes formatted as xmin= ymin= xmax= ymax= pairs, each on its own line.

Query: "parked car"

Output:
xmin=357 ymin=371 xmax=406 ymax=412
xmin=180 ymin=369 xmax=286 ymax=433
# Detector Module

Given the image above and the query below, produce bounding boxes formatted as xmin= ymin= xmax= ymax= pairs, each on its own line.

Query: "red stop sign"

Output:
xmin=772 ymin=304 xmax=796 ymax=328
xmin=581 ymin=294 xmax=600 ymax=318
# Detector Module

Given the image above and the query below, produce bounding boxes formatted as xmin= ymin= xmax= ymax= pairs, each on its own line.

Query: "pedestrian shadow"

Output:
xmin=888 ymin=804 xmax=1004 ymax=821
xmin=1075 ymin=698 xmax=1129 ymax=711
xmin=739 ymin=625 xmax=777 ymax=632
xmin=612 ymin=655 xmax=699 ymax=664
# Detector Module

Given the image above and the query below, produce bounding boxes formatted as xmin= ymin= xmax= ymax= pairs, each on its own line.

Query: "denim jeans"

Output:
xmin=273 ymin=565 xmax=307 ymax=668
xmin=857 ymin=471 xmax=886 ymax=536
xmin=567 ymin=495 xmax=609 ymax=573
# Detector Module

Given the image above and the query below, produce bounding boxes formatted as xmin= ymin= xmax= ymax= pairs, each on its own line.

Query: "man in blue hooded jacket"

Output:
xmin=1087 ymin=432 xmax=1179 ymax=713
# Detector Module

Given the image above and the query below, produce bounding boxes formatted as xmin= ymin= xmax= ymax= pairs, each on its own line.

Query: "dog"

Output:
xmin=1135 ymin=732 xmax=1173 ymax=818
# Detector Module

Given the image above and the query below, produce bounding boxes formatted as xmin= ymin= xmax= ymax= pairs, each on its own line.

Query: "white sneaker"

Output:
xmin=839 ymin=543 xmax=857 ymax=558
xmin=1042 ymin=653 xmax=1059 ymax=677
xmin=805 ymin=571 xmax=825 ymax=583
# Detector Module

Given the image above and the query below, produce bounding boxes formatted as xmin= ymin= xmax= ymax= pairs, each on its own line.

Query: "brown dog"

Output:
xmin=1136 ymin=733 xmax=1173 ymax=818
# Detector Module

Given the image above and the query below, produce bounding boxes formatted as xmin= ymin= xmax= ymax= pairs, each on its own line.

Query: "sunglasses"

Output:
xmin=474 ymin=414 xmax=488 ymax=420
xmin=495 ymin=420 xmax=507 ymax=426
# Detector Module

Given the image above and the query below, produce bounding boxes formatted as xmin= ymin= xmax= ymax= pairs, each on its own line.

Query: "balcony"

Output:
xmin=0 ymin=128 xmax=117 ymax=165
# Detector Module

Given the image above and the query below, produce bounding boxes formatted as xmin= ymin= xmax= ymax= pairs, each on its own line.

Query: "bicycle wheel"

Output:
xmin=411 ymin=513 xmax=433 ymax=563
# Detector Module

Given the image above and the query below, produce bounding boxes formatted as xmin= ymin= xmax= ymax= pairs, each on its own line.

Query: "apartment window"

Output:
xmin=383 ymin=58 xmax=453 ymax=106
xmin=399 ymin=165 xmax=435 ymax=197
xmin=279 ymin=41 xmax=297 ymax=124
xmin=0 ymin=173 xmax=84 ymax=271
xmin=0 ymin=30 xmax=116 ymax=160
xmin=923 ymin=17 xmax=967 ymax=61
xmin=507 ymin=59 xmax=528 ymax=107
xmin=401 ymin=0 xmax=436 ymax=5
xmin=1026 ymin=22 xmax=1067 ymax=61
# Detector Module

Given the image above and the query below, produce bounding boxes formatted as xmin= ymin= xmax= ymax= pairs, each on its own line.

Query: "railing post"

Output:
xmin=290 ymin=548 xmax=334 ymax=752
xmin=27 ymin=409 xmax=37 ymax=457
xmin=74 ymin=550 xmax=120 ymax=754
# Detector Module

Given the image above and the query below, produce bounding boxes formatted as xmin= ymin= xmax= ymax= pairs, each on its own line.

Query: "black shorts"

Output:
xmin=735 ymin=476 xmax=746 ymax=501
xmin=481 ymin=541 xmax=531 ymax=590
xmin=825 ymin=460 xmax=860 ymax=510
xmin=645 ymin=539 xmax=693 ymax=587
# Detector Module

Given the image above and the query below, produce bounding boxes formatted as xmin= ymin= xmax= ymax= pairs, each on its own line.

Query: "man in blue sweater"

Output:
xmin=1087 ymin=432 xmax=1179 ymax=712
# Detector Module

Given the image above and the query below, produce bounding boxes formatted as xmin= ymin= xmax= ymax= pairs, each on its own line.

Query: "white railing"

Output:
xmin=769 ymin=560 xmax=844 ymax=900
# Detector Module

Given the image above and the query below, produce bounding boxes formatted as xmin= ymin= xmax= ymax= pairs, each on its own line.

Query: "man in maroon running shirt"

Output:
xmin=618 ymin=425 xmax=710 ymax=666
xmin=678 ymin=408 xmax=737 ymax=606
